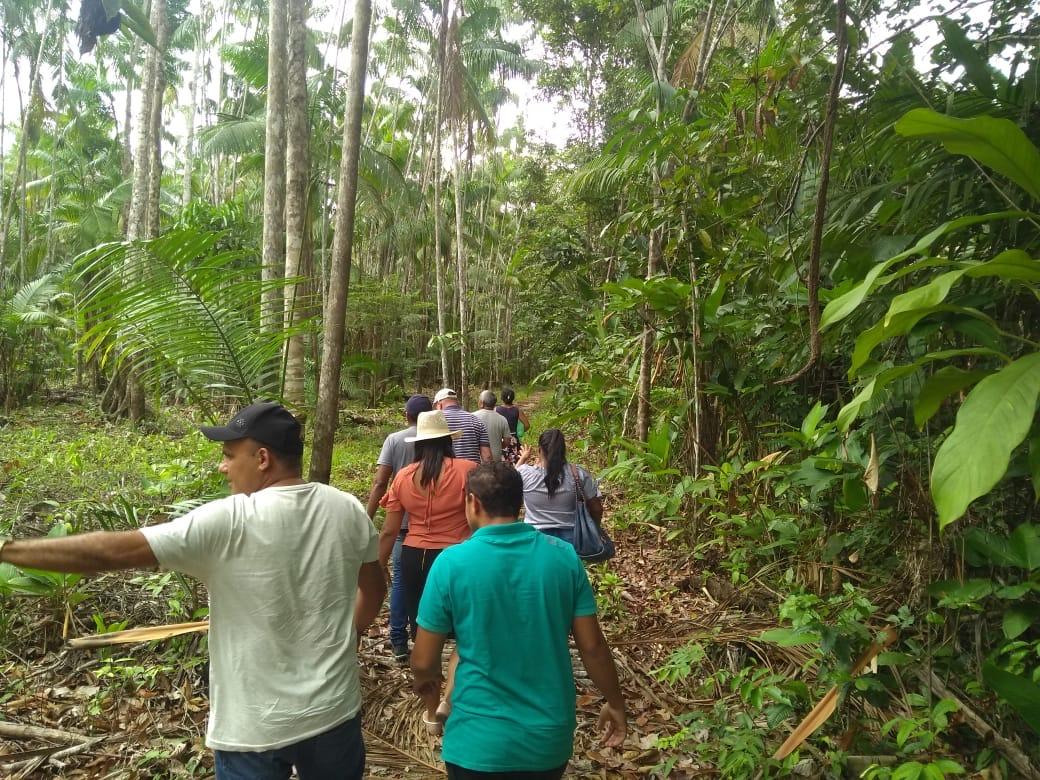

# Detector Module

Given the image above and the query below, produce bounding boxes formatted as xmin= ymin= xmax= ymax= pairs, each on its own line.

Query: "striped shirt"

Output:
xmin=441 ymin=405 xmax=490 ymax=463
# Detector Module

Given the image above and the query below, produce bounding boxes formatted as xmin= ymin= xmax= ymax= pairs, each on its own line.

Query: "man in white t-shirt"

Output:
xmin=0 ymin=402 xmax=387 ymax=779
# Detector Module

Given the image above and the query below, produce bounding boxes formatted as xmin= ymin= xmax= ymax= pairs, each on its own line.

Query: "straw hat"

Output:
xmin=405 ymin=410 xmax=462 ymax=443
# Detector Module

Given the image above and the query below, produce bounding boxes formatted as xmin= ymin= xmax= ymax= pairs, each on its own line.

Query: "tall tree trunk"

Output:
xmin=452 ymin=129 xmax=469 ymax=406
xmin=309 ymin=0 xmax=372 ymax=483
xmin=634 ymin=0 xmax=672 ymax=443
xmin=120 ymin=0 xmax=167 ymax=422
xmin=146 ymin=7 xmax=169 ymax=238
xmin=283 ymin=0 xmax=310 ymax=405
xmin=262 ymin=0 xmax=289 ymax=340
xmin=431 ymin=0 xmax=452 ymax=387
xmin=182 ymin=22 xmax=203 ymax=206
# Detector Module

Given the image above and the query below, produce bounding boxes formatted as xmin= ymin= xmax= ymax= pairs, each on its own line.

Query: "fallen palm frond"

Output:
xmin=772 ymin=627 xmax=897 ymax=760
xmin=68 ymin=620 xmax=209 ymax=648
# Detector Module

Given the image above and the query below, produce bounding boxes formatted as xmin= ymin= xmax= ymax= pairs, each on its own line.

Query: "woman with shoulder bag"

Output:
xmin=516 ymin=429 xmax=603 ymax=546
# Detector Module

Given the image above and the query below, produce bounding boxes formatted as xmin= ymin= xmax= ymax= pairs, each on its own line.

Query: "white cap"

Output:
xmin=433 ymin=388 xmax=457 ymax=404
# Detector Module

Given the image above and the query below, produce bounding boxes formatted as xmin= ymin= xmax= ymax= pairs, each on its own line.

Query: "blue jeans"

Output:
xmin=214 ymin=712 xmax=364 ymax=780
xmin=389 ymin=529 xmax=411 ymax=647
xmin=537 ymin=526 xmax=575 ymax=546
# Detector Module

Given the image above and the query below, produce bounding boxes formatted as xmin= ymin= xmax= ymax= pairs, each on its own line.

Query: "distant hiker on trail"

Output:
xmin=472 ymin=389 xmax=511 ymax=462
xmin=517 ymin=428 xmax=603 ymax=547
xmin=0 ymin=402 xmax=386 ymax=780
xmin=366 ymin=394 xmax=433 ymax=663
xmin=433 ymin=387 xmax=492 ymax=463
xmin=411 ymin=462 xmax=627 ymax=779
xmin=496 ymin=386 xmax=530 ymax=465
xmin=378 ymin=409 xmax=476 ymax=729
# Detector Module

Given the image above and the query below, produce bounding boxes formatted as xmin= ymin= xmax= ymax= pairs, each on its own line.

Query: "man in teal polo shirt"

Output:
xmin=411 ymin=462 xmax=626 ymax=779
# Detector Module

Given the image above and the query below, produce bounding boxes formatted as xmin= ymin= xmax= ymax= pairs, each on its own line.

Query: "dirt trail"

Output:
xmin=355 ymin=389 xmax=763 ymax=778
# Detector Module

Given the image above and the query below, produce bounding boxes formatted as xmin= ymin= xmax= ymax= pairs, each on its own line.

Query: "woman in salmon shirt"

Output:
xmin=379 ymin=410 xmax=476 ymax=731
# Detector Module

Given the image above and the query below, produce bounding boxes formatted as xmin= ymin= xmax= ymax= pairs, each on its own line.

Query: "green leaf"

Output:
xmin=820 ymin=211 xmax=1028 ymax=330
xmin=758 ymin=627 xmax=822 ymax=646
xmin=119 ymin=0 xmax=157 ymax=48
xmin=838 ymin=365 xmax=919 ymax=430
xmin=850 ymin=305 xmax=982 ymax=375
xmin=931 ymin=353 xmax=1040 ymax=528
xmin=914 ymin=367 xmax=992 ymax=428
xmin=895 ymin=110 xmax=1040 ymax=201
xmin=931 ymin=759 xmax=964 ymax=775
xmin=964 ymin=250 xmax=1040 ymax=283
xmin=1010 ymin=523 xmax=1040 ymax=571
xmin=928 ymin=578 xmax=994 ymax=607
xmin=983 ymin=663 xmax=1040 ymax=733
xmin=1003 ymin=605 xmax=1040 ymax=640
xmin=938 ymin=19 xmax=995 ymax=97
xmin=800 ymin=401 xmax=829 ymax=440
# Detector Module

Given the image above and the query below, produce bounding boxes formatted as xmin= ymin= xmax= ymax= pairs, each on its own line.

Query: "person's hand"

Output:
xmin=598 ymin=702 xmax=627 ymax=747
xmin=413 ymin=678 xmax=441 ymax=710
xmin=518 ymin=445 xmax=533 ymax=464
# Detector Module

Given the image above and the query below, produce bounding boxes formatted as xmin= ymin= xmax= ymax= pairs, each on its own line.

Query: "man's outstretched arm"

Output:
xmin=0 ymin=531 xmax=158 ymax=574
xmin=573 ymin=614 xmax=627 ymax=747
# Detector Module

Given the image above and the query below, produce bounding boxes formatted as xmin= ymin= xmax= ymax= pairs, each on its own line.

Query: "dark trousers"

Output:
xmin=446 ymin=763 xmax=568 ymax=780
xmin=400 ymin=544 xmax=445 ymax=633
xmin=214 ymin=713 xmax=364 ymax=780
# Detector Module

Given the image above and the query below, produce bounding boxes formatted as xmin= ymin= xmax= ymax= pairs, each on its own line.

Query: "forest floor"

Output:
xmin=0 ymin=391 xmax=798 ymax=778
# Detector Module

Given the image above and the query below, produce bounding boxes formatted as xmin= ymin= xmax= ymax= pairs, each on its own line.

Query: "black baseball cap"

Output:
xmin=200 ymin=402 xmax=304 ymax=455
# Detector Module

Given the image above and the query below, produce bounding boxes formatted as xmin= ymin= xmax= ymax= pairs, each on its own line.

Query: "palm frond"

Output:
xmin=75 ymin=229 xmax=312 ymax=410
xmin=200 ymin=114 xmax=265 ymax=157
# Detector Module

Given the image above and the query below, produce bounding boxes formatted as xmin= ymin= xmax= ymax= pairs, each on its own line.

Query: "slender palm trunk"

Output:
xmin=283 ymin=0 xmax=310 ymax=405
xmin=431 ymin=0 xmax=452 ymax=387
xmin=261 ymin=0 xmax=289 ymax=341
xmin=309 ymin=0 xmax=372 ymax=483
xmin=452 ymin=129 xmax=469 ymax=405
xmin=182 ymin=24 xmax=203 ymax=206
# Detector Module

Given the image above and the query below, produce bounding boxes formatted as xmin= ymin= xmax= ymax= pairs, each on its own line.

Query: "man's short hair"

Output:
xmin=479 ymin=390 xmax=496 ymax=407
xmin=467 ymin=462 xmax=523 ymax=518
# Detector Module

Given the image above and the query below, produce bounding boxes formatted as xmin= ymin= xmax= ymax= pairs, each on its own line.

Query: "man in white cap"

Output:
xmin=433 ymin=388 xmax=491 ymax=464
xmin=0 ymin=402 xmax=386 ymax=779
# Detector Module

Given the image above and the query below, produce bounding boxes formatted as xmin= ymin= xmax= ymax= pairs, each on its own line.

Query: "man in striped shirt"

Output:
xmin=433 ymin=388 xmax=492 ymax=463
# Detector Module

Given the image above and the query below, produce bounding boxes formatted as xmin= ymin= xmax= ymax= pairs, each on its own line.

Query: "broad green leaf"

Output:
xmin=820 ymin=211 xmax=1028 ymax=330
xmin=1010 ymin=523 xmax=1040 ymax=571
xmin=895 ymin=110 xmax=1040 ymax=200
xmin=1003 ymin=605 xmax=1039 ymax=639
xmin=983 ymin=663 xmax=1040 ymax=733
xmin=938 ymin=19 xmax=995 ymax=97
xmin=964 ymin=250 xmax=1040 ymax=283
xmin=892 ymin=761 xmax=924 ymax=780
xmin=932 ymin=353 xmax=1040 ymax=528
xmin=964 ymin=524 xmax=1039 ymax=570
xmin=800 ymin=401 xmax=829 ymax=440
xmin=885 ymin=269 xmax=969 ymax=324
xmin=850 ymin=305 xmax=979 ymax=375
xmin=758 ymin=627 xmax=822 ymax=646
xmin=838 ymin=365 xmax=918 ymax=430
xmin=931 ymin=759 xmax=964 ymax=775
xmin=928 ymin=578 xmax=993 ymax=607
xmin=914 ymin=367 xmax=992 ymax=428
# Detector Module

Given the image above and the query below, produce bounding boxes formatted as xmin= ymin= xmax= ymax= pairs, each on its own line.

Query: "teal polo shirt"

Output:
xmin=417 ymin=521 xmax=598 ymax=772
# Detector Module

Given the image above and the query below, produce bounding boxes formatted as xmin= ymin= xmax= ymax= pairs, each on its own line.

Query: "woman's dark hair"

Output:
xmin=539 ymin=428 xmax=567 ymax=497
xmin=501 ymin=386 xmax=516 ymax=404
xmin=414 ymin=436 xmax=455 ymax=488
